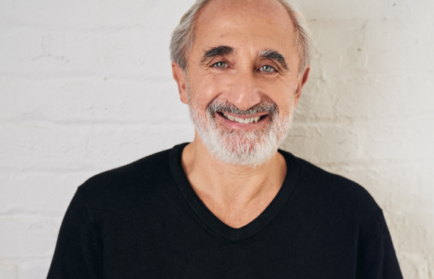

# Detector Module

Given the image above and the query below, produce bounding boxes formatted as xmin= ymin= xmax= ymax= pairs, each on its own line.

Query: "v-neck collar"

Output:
xmin=169 ymin=143 xmax=299 ymax=242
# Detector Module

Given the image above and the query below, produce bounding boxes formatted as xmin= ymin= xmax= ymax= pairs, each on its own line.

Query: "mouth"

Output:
xmin=216 ymin=112 xmax=269 ymax=124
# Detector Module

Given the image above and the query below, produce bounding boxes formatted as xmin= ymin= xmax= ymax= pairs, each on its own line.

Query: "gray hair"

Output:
xmin=169 ymin=0 xmax=313 ymax=74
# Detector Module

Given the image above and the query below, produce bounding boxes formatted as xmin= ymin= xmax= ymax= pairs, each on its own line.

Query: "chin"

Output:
xmin=187 ymin=96 xmax=295 ymax=167
xmin=191 ymin=111 xmax=292 ymax=168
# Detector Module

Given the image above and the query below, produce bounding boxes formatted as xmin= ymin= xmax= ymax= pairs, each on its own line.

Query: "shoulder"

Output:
xmin=300 ymin=156 xmax=380 ymax=213
xmin=282 ymin=150 xmax=382 ymax=221
xmin=76 ymin=146 xmax=176 ymax=210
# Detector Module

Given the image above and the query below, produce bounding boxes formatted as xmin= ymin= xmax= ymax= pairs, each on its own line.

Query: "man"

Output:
xmin=47 ymin=0 xmax=403 ymax=278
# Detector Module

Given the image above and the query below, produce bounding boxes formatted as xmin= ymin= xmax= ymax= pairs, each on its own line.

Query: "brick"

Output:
xmin=0 ymin=263 xmax=17 ymax=279
xmin=0 ymin=122 xmax=194 ymax=171
xmin=0 ymin=78 xmax=188 ymax=123
xmin=0 ymin=218 xmax=59 ymax=259
xmin=0 ymin=173 xmax=86 ymax=215
xmin=0 ymin=28 xmax=173 ymax=80
xmin=0 ymin=0 xmax=195 ymax=30
xmin=18 ymin=261 xmax=51 ymax=279
xmin=298 ymin=75 xmax=434 ymax=121
xmin=282 ymin=118 xmax=434 ymax=164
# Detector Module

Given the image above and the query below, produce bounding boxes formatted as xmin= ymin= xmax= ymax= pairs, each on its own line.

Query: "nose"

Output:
xmin=225 ymin=68 xmax=261 ymax=111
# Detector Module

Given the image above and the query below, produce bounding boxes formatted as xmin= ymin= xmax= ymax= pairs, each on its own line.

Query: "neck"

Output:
xmin=181 ymin=133 xmax=286 ymax=226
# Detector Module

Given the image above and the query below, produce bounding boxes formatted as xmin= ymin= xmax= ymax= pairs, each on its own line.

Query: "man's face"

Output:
xmin=173 ymin=0 xmax=309 ymax=166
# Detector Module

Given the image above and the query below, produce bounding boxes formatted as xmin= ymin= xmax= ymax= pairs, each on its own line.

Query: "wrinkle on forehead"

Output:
xmin=194 ymin=0 xmax=297 ymax=52
xmin=196 ymin=0 xmax=294 ymax=30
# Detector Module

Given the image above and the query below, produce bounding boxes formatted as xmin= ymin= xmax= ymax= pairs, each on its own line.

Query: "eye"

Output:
xmin=212 ymin=62 xmax=228 ymax=68
xmin=259 ymin=65 xmax=277 ymax=73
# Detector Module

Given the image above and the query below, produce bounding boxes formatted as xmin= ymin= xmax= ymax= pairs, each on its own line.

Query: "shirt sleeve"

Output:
xmin=356 ymin=209 xmax=403 ymax=279
xmin=47 ymin=189 xmax=102 ymax=279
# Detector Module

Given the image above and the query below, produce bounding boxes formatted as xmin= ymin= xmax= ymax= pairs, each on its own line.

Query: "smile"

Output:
xmin=220 ymin=112 xmax=265 ymax=124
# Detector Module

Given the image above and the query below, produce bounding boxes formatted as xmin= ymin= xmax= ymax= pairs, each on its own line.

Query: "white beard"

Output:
xmin=188 ymin=97 xmax=294 ymax=168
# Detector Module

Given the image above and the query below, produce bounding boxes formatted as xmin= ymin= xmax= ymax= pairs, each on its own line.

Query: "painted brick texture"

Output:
xmin=1 ymin=0 xmax=433 ymax=278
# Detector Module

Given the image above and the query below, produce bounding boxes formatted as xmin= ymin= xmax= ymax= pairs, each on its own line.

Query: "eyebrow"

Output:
xmin=200 ymin=46 xmax=289 ymax=71
xmin=259 ymin=49 xmax=289 ymax=71
xmin=201 ymin=45 xmax=234 ymax=64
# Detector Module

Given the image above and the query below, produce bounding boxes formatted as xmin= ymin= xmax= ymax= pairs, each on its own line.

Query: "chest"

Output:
xmin=99 ymin=213 xmax=358 ymax=279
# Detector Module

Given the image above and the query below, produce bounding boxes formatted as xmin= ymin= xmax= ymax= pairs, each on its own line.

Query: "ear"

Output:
xmin=293 ymin=66 xmax=310 ymax=107
xmin=172 ymin=62 xmax=189 ymax=104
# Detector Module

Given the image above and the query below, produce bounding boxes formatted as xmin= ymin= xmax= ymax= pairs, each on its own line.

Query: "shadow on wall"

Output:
xmin=280 ymin=10 xmax=434 ymax=279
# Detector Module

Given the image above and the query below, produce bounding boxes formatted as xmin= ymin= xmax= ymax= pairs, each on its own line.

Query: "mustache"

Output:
xmin=207 ymin=99 xmax=279 ymax=116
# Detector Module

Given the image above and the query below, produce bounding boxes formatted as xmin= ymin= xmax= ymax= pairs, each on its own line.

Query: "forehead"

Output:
xmin=193 ymin=0 xmax=297 ymax=56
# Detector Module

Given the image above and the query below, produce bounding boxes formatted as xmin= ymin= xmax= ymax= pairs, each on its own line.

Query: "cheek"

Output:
xmin=191 ymin=74 xmax=229 ymax=110
xmin=258 ymin=82 xmax=295 ymax=116
xmin=276 ymin=96 xmax=294 ymax=118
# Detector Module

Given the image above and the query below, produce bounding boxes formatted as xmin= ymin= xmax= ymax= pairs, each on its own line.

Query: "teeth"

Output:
xmin=222 ymin=113 xmax=261 ymax=124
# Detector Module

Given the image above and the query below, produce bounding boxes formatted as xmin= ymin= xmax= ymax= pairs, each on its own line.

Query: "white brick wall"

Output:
xmin=0 ymin=0 xmax=433 ymax=278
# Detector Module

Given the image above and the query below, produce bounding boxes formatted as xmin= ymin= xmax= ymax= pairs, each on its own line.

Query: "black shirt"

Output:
xmin=47 ymin=143 xmax=403 ymax=279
